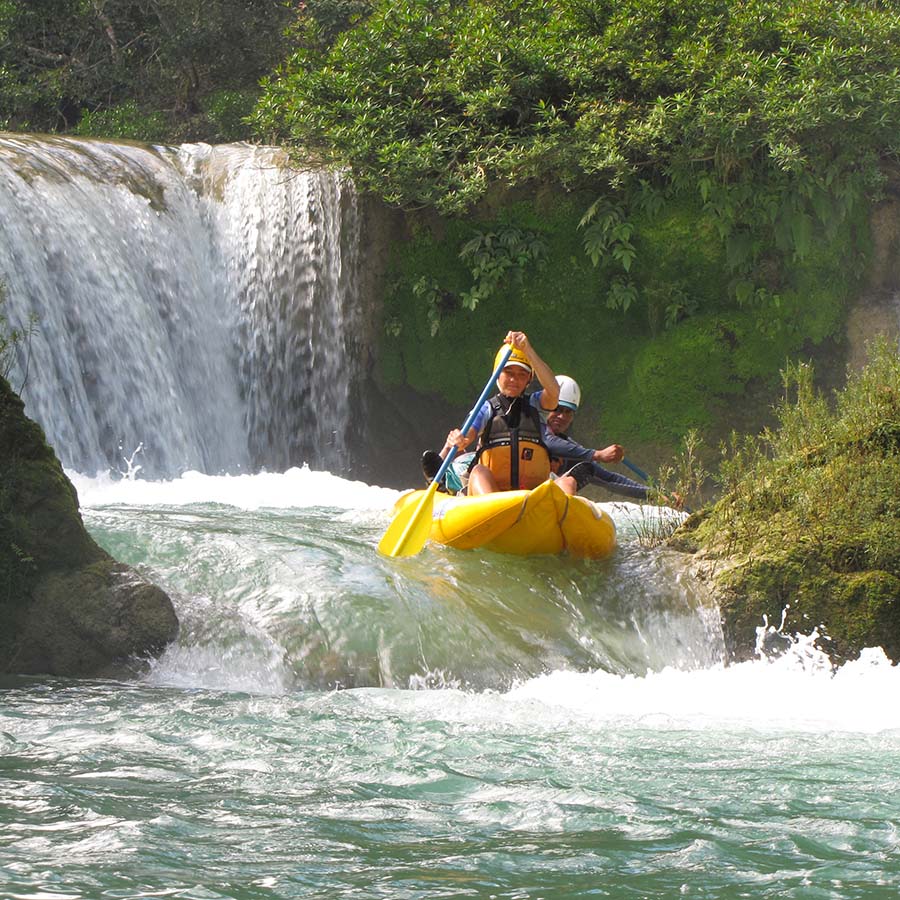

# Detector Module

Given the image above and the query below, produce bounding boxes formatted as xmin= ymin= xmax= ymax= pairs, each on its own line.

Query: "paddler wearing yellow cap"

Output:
xmin=441 ymin=331 xmax=559 ymax=495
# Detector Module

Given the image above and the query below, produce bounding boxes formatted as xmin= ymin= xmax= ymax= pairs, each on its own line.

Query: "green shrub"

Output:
xmin=0 ymin=0 xmax=292 ymax=141
xmin=697 ymin=337 xmax=900 ymax=577
xmin=203 ymin=90 xmax=257 ymax=142
xmin=258 ymin=0 xmax=890 ymax=335
xmin=256 ymin=0 xmax=900 ymax=214
xmin=73 ymin=102 xmax=168 ymax=143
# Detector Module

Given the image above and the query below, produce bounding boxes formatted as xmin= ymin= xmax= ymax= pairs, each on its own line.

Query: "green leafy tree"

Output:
xmin=255 ymin=0 xmax=900 ymax=324
xmin=0 ymin=0 xmax=294 ymax=140
xmin=256 ymin=0 xmax=900 ymax=208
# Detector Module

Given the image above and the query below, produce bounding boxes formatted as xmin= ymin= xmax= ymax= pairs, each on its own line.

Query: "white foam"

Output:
xmin=507 ymin=636 xmax=900 ymax=734
xmin=68 ymin=465 xmax=401 ymax=511
xmin=600 ymin=499 xmax=689 ymax=537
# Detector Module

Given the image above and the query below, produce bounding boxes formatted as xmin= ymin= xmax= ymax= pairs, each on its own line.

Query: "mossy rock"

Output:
xmin=715 ymin=553 xmax=900 ymax=664
xmin=1 ymin=375 xmax=178 ymax=676
xmin=9 ymin=559 xmax=178 ymax=676
xmin=0 ymin=374 xmax=102 ymax=570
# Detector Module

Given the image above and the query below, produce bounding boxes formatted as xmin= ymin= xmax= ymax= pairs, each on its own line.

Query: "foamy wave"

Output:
xmin=600 ymin=499 xmax=689 ymax=537
xmin=508 ymin=639 xmax=900 ymax=734
xmin=68 ymin=464 xmax=401 ymax=511
xmin=145 ymin=642 xmax=295 ymax=695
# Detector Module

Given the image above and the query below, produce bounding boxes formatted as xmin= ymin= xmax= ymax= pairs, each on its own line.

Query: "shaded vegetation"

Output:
xmin=672 ymin=338 xmax=900 ymax=663
xmin=0 ymin=0 xmax=295 ymax=141
xmin=378 ymin=187 xmax=863 ymax=456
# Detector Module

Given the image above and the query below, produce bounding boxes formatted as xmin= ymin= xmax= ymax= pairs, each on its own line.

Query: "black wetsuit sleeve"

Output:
xmin=587 ymin=463 xmax=649 ymax=500
xmin=542 ymin=428 xmax=595 ymax=462
xmin=545 ymin=425 xmax=650 ymax=499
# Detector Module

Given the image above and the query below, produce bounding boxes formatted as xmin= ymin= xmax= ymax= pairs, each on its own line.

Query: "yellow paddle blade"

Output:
xmin=377 ymin=481 xmax=438 ymax=557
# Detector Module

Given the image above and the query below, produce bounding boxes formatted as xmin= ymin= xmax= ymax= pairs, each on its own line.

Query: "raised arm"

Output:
xmin=506 ymin=330 xmax=559 ymax=410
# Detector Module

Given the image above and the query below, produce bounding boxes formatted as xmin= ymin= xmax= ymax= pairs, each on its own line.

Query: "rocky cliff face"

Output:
xmin=845 ymin=188 xmax=900 ymax=373
xmin=0 ymin=375 xmax=178 ymax=676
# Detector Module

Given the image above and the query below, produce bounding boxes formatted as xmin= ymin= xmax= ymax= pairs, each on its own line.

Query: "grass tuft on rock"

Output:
xmin=673 ymin=337 xmax=900 ymax=663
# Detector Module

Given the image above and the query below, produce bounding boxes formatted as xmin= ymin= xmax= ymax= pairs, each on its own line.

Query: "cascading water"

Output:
xmin=69 ymin=470 xmax=724 ymax=691
xmin=177 ymin=143 xmax=361 ymax=473
xmin=0 ymin=134 xmax=360 ymax=477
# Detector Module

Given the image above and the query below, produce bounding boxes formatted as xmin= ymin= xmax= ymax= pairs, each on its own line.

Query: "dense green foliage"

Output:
xmin=0 ymin=0 xmax=294 ymax=141
xmin=711 ymin=338 xmax=900 ymax=571
xmin=675 ymin=338 xmax=900 ymax=661
xmin=263 ymin=0 xmax=883 ymax=461
xmin=256 ymin=0 xmax=900 ymax=211
xmin=380 ymin=182 xmax=864 ymax=454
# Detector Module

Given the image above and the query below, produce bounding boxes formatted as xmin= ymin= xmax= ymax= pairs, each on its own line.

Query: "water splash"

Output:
xmin=72 ymin=466 xmax=899 ymax=712
xmin=68 ymin=464 xmax=399 ymax=510
xmin=76 ymin=469 xmax=726 ymax=691
xmin=117 ymin=442 xmax=144 ymax=480
xmin=144 ymin=592 xmax=296 ymax=695
xmin=511 ymin=621 xmax=900 ymax=734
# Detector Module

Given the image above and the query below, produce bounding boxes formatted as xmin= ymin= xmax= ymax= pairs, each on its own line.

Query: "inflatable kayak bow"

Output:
xmin=388 ymin=478 xmax=616 ymax=559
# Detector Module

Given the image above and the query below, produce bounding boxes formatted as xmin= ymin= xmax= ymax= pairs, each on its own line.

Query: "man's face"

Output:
xmin=497 ymin=365 xmax=532 ymax=397
xmin=547 ymin=406 xmax=575 ymax=434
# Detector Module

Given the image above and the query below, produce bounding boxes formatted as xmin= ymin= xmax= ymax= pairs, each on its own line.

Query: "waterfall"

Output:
xmin=0 ymin=134 xmax=361 ymax=478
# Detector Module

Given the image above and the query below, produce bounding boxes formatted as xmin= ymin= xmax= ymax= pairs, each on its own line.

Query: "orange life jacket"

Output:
xmin=473 ymin=394 xmax=551 ymax=490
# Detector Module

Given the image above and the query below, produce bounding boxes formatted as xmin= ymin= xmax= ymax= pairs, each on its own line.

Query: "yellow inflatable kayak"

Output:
xmin=390 ymin=479 xmax=616 ymax=559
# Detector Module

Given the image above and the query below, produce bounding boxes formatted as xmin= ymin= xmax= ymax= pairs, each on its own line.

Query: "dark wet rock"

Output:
xmin=1 ymin=375 xmax=177 ymax=676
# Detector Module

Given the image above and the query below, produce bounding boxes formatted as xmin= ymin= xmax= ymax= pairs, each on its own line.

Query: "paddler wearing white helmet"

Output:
xmin=541 ymin=374 xmax=662 ymax=502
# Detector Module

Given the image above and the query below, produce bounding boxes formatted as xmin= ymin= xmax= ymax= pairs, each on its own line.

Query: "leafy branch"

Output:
xmin=578 ymin=197 xmax=639 ymax=311
xmin=0 ymin=286 xmax=38 ymax=393
xmin=412 ymin=275 xmax=447 ymax=338
xmin=458 ymin=226 xmax=546 ymax=312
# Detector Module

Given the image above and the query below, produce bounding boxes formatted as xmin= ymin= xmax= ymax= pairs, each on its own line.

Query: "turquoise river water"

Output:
xmin=3 ymin=468 xmax=900 ymax=899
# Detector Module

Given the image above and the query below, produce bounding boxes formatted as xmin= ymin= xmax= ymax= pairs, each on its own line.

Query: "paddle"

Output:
xmin=378 ymin=345 xmax=513 ymax=557
xmin=622 ymin=457 xmax=650 ymax=483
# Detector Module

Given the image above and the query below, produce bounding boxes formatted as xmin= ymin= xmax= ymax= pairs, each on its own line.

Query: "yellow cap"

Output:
xmin=494 ymin=344 xmax=532 ymax=374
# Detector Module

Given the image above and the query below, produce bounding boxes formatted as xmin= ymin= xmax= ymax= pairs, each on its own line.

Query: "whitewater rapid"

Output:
xmin=67 ymin=466 xmax=900 ymax=735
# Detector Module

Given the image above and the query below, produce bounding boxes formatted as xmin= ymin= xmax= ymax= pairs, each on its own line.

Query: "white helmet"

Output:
xmin=556 ymin=375 xmax=581 ymax=410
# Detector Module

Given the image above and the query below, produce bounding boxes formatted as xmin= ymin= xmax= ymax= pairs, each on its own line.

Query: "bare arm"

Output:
xmin=593 ymin=444 xmax=625 ymax=463
xmin=506 ymin=330 xmax=559 ymax=410
xmin=441 ymin=426 xmax=478 ymax=458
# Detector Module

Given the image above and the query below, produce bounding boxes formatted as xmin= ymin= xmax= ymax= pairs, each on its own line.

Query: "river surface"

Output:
xmin=3 ymin=469 xmax=900 ymax=899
